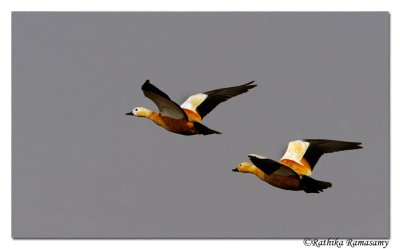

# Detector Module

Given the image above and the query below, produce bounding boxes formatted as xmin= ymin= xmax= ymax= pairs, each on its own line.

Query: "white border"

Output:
xmin=1 ymin=1 xmax=397 ymax=249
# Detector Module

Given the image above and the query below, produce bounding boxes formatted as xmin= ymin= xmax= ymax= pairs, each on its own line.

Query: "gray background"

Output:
xmin=12 ymin=12 xmax=389 ymax=238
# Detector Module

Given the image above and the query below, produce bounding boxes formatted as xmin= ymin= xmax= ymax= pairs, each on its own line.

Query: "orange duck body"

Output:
xmin=126 ymin=80 xmax=256 ymax=136
xmin=149 ymin=112 xmax=197 ymax=135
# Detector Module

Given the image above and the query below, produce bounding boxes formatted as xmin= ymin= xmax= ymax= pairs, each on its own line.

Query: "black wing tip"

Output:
xmin=241 ymin=81 xmax=257 ymax=90
xmin=304 ymin=138 xmax=361 ymax=143
xmin=204 ymin=80 xmax=257 ymax=94
xmin=141 ymin=79 xmax=173 ymax=101
xmin=304 ymin=139 xmax=363 ymax=150
xmin=243 ymin=80 xmax=257 ymax=86
xmin=141 ymin=79 xmax=152 ymax=90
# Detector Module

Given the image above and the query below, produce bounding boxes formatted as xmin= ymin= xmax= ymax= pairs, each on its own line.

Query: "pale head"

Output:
xmin=232 ymin=162 xmax=255 ymax=173
xmin=125 ymin=107 xmax=153 ymax=117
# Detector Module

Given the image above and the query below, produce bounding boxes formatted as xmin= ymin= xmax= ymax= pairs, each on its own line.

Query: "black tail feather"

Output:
xmin=300 ymin=176 xmax=332 ymax=193
xmin=193 ymin=122 xmax=221 ymax=135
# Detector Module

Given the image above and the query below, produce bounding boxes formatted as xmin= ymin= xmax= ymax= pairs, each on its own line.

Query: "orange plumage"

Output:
xmin=126 ymin=80 xmax=256 ymax=135
xmin=233 ymin=139 xmax=362 ymax=193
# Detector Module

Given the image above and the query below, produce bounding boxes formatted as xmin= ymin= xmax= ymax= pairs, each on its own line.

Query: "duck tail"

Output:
xmin=300 ymin=176 xmax=332 ymax=193
xmin=193 ymin=122 xmax=221 ymax=135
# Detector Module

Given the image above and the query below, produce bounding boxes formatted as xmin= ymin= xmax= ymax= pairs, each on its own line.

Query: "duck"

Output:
xmin=126 ymin=80 xmax=257 ymax=135
xmin=232 ymin=139 xmax=362 ymax=193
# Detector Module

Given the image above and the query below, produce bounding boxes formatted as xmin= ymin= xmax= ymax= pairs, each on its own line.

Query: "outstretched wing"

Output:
xmin=180 ymin=81 xmax=257 ymax=119
xmin=142 ymin=80 xmax=188 ymax=120
xmin=248 ymin=154 xmax=299 ymax=177
xmin=302 ymin=139 xmax=363 ymax=168
xmin=280 ymin=139 xmax=362 ymax=174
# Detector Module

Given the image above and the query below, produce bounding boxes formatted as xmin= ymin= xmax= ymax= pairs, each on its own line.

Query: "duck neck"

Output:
xmin=147 ymin=112 xmax=166 ymax=127
xmin=252 ymin=167 xmax=269 ymax=181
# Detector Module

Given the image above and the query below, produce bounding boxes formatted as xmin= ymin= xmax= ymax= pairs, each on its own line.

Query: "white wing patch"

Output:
xmin=180 ymin=93 xmax=208 ymax=112
xmin=248 ymin=154 xmax=268 ymax=159
xmin=280 ymin=140 xmax=310 ymax=165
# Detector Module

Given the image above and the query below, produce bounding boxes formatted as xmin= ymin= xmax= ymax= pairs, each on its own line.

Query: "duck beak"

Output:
xmin=126 ymin=112 xmax=134 ymax=116
xmin=232 ymin=168 xmax=239 ymax=172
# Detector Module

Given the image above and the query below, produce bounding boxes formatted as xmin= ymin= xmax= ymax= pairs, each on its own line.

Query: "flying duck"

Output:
xmin=126 ymin=80 xmax=257 ymax=135
xmin=232 ymin=139 xmax=362 ymax=193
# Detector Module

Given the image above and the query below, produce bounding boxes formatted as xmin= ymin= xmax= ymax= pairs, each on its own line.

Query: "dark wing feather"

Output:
xmin=248 ymin=154 xmax=299 ymax=177
xmin=196 ymin=81 xmax=257 ymax=118
xmin=303 ymin=139 xmax=363 ymax=168
xmin=141 ymin=80 xmax=188 ymax=120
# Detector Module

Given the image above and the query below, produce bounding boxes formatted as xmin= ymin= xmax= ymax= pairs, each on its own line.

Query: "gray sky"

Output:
xmin=12 ymin=12 xmax=389 ymax=238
